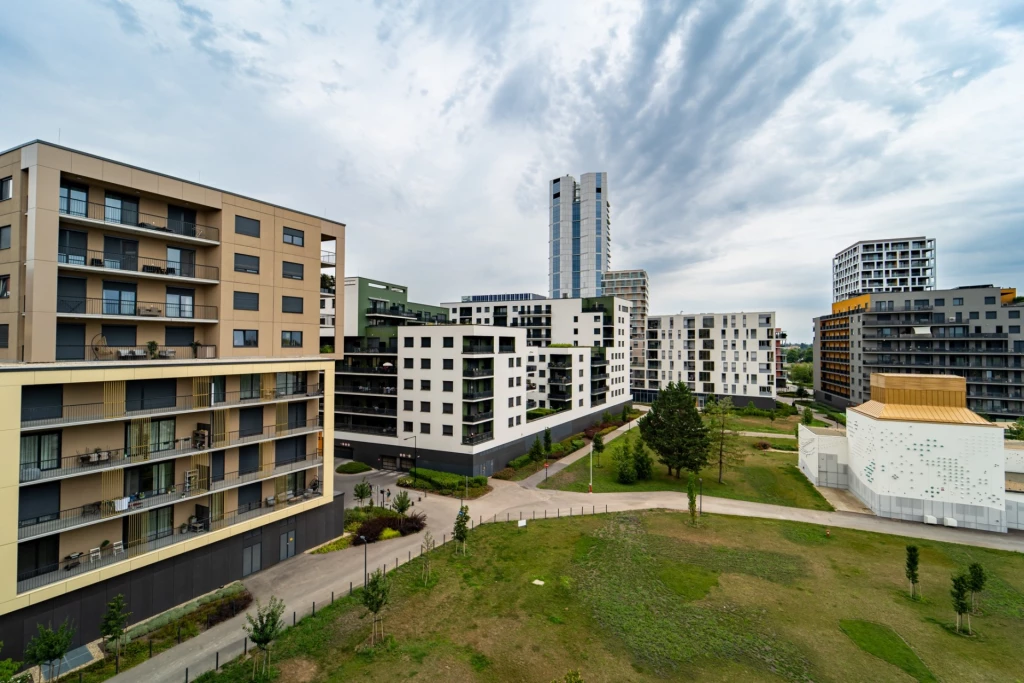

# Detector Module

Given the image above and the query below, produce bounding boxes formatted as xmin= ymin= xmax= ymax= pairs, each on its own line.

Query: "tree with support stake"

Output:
xmin=687 ymin=474 xmax=698 ymax=525
xmin=24 ymin=618 xmax=74 ymax=683
xmin=543 ymin=427 xmax=552 ymax=454
xmin=968 ymin=562 xmax=986 ymax=614
xmin=100 ymin=593 xmax=132 ymax=662
xmin=362 ymin=569 xmax=392 ymax=646
xmin=905 ymin=545 xmax=921 ymax=600
xmin=704 ymin=397 xmax=740 ymax=484
xmin=592 ymin=432 xmax=604 ymax=468
xmin=353 ymin=479 xmax=371 ymax=507
xmin=453 ymin=505 xmax=470 ymax=555
xmin=951 ymin=573 xmax=971 ymax=634
xmin=421 ymin=532 xmax=435 ymax=586
xmin=243 ymin=596 xmax=285 ymax=680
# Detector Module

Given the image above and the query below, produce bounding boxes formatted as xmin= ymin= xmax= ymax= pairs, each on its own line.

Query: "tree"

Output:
xmin=601 ymin=410 xmax=613 ymax=425
xmin=788 ymin=363 xmax=813 ymax=386
xmin=353 ymin=479 xmax=371 ymax=507
xmin=632 ymin=437 xmax=653 ymax=480
xmin=529 ymin=436 xmax=544 ymax=463
xmin=24 ymin=619 xmax=74 ymax=682
xmin=612 ymin=445 xmax=636 ymax=484
xmin=1005 ymin=417 xmax=1024 ymax=440
xmin=687 ymin=473 xmax=698 ymax=525
xmin=453 ymin=505 xmax=469 ymax=555
xmin=905 ymin=546 xmax=920 ymax=600
xmin=421 ymin=532 xmax=435 ymax=586
xmin=592 ymin=432 xmax=605 ymax=468
xmin=638 ymin=382 xmax=710 ymax=478
xmin=0 ymin=642 xmax=21 ymax=683
xmin=704 ymin=397 xmax=740 ymax=484
xmin=951 ymin=573 xmax=971 ymax=634
xmin=968 ymin=563 xmax=987 ymax=613
xmin=392 ymin=490 xmax=411 ymax=516
xmin=802 ymin=407 xmax=814 ymax=425
xmin=243 ymin=597 xmax=285 ymax=679
xmin=362 ymin=569 xmax=392 ymax=646
xmin=543 ymin=427 xmax=552 ymax=454
xmin=100 ymin=593 xmax=132 ymax=661
xmin=795 ymin=385 xmax=809 ymax=398
xmin=620 ymin=403 xmax=629 ymax=424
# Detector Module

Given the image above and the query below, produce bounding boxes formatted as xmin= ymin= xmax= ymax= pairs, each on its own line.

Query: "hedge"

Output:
xmin=399 ymin=468 xmax=488 ymax=494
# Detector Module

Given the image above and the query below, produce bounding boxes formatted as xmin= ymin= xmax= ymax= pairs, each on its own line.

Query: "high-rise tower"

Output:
xmin=548 ymin=173 xmax=609 ymax=299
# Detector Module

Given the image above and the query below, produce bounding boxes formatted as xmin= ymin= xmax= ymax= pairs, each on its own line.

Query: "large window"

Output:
xmin=276 ymin=372 xmax=307 ymax=396
xmin=283 ymin=227 xmax=304 ymax=246
xmin=234 ymin=330 xmax=259 ymax=347
xmin=125 ymin=461 xmax=174 ymax=497
xmin=0 ymin=275 xmax=8 ymax=299
xmin=127 ymin=417 xmax=176 ymax=455
xmin=235 ymin=215 xmax=261 ymax=237
xmin=166 ymin=247 xmax=196 ymax=278
xmin=166 ymin=287 xmax=195 ymax=318
xmin=233 ymin=291 xmax=259 ymax=311
xmin=281 ymin=331 xmax=302 ymax=348
xmin=282 ymin=296 xmax=303 ymax=314
xmin=0 ymin=324 xmax=8 ymax=348
xmin=20 ymin=432 xmax=60 ymax=471
xmin=240 ymin=374 xmax=261 ymax=400
xmin=234 ymin=253 xmax=260 ymax=274
xmin=0 ymin=177 xmax=12 ymax=201
xmin=102 ymin=281 xmax=136 ymax=315
xmin=0 ymin=226 xmax=9 ymax=250
xmin=104 ymin=193 xmax=138 ymax=226
xmin=282 ymin=261 xmax=304 ymax=280
xmin=59 ymin=183 xmax=87 ymax=216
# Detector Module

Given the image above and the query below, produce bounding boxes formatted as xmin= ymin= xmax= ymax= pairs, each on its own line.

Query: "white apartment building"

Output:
xmin=320 ymin=296 xmax=336 ymax=341
xmin=549 ymin=173 xmax=610 ymax=299
xmin=833 ymin=237 xmax=936 ymax=302
xmin=603 ymin=269 xmax=650 ymax=386
xmin=644 ymin=311 xmax=779 ymax=409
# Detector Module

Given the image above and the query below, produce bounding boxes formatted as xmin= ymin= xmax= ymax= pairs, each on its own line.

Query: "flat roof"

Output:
xmin=1 ymin=139 xmax=346 ymax=227
xmin=850 ymin=400 xmax=997 ymax=427
xmin=805 ymin=426 xmax=846 ymax=437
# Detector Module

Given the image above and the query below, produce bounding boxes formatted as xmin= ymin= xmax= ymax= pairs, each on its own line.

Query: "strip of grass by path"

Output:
xmin=198 ymin=511 xmax=1024 ymax=683
xmin=840 ymin=620 xmax=938 ymax=682
xmin=539 ymin=430 xmax=833 ymax=511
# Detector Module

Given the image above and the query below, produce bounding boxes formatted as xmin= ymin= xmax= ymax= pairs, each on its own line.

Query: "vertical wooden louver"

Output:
xmin=101 ymin=469 xmax=124 ymax=517
xmin=262 ymin=373 xmax=277 ymax=400
xmin=194 ymin=376 xmax=211 ymax=410
xmin=260 ymin=441 xmax=274 ymax=473
xmin=212 ymin=409 xmax=227 ymax=448
xmin=127 ymin=512 xmax=149 ymax=555
xmin=128 ymin=418 xmax=151 ymax=463
xmin=103 ymin=380 xmax=126 ymax=419
xmin=275 ymin=403 xmax=288 ymax=432
xmin=189 ymin=452 xmax=211 ymax=494
xmin=210 ymin=492 xmax=224 ymax=523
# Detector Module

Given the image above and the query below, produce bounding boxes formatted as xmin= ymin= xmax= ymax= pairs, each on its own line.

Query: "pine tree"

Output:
xmin=529 ymin=436 xmax=544 ymax=463
xmin=612 ymin=445 xmax=636 ymax=484
xmin=802 ymin=407 xmax=814 ymax=425
xmin=620 ymin=403 xmax=629 ymax=424
xmin=905 ymin=546 xmax=920 ymax=600
xmin=638 ymin=382 xmax=710 ymax=477
xmin=543 ymin=427 xmax=552 ymax=454
xmin=632 ymin=437 xmax=653 ymax=480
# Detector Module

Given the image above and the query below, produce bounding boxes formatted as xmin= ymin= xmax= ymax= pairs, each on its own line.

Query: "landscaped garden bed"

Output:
xmin=397 ymin=468 xmax=491 ymax=498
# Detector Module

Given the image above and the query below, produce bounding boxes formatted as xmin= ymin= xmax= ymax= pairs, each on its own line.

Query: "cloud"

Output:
xmin=99 ymin=0 xmax=145 ymax=35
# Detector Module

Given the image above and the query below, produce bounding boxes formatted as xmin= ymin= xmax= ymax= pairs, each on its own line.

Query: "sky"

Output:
xmin=2 ymin=0 xmax=1023 ymax=343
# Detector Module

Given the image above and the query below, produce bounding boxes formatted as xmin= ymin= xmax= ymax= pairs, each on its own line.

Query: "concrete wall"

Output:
xmin=1005 ymin=492 xmax=1024 ymax=530
xmin=797 ymin=425 xmax=849 ymax=489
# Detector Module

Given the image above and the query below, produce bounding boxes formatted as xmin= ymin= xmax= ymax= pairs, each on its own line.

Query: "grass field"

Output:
xmin=717 ymin=413 xmax=828 ymax=435
xmin=199 ymin=511 xmax=1024 ymax=682
xmin=539 ymin=430 xmax=832 ymax=511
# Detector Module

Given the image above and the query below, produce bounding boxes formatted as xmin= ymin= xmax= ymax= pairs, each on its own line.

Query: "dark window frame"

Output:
xmin=233 ymin=291 xmax=259 ymax=311
xmin=235 ymin=215 xmax=261 ymax=237
xmin=281 ymin=331 xmax=303 ymax=348
xmin=234 ymin=253 xmax=260 ymax=274
xmin=282 ymin=227 xmax=305 ymax=246
xmin=0 ymin=225 xmax=10 ymax=250
xmin=282 ymin=261 xmax=304 ymax=281
xmin=233 ymin=329 xmax=259 ymax=347
xmin=282 ymin=296 xmax=303 ymax=314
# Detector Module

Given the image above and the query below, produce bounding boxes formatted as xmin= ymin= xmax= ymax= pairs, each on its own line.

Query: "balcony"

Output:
xmin=592 ymin=397 xmax=606 ymax=406
xmin=499 ymin=345 xmax=515 ymax=354
xmin=335 ymin=405 xmax=397 ymax=417
xmin=58 ymin=248 xmax=219 ymax=283
xmin=57 ymin=297 xmax=218 ymax=323
xmin=548 ymin=391 xmax=572 ymax=400
xmin=463 ymin=390 xmax=494 ymax=401
xmin=335 ymin=366 xmax=397 ymax=375
xmin=18 ymin=450 xmax=323 ymax=542
xmin=19 ymin=417 xmax=323 ymax=485
xmin=548 ymin=361 xmax=571 ymax=369
xmin=21 ymin=384 xmax=322 ymax=430
xmin=59 ymin=199 xmax=220 ymax=244
xmin=365 ymin=307 xmax=418 ymax=320
xmin=548 ymin=375 xmax=571 ymax=386
xmin=321 ymin=250 xmax=336 ymax=266
xmin=463 ymin=345 xmax=495 ymax=355
xmin=337 ymin=384 xmax=397 ymax=396
xmin=463 ymin=367 xmax=493 ymax=378
xmin=462 ymin=411 xmax=494 ymax=423
xmin=343 ymin=344 xmax=398 ymax=355
xmin=17 ymin=488 xmax=323 ymax=594
xmin=590 ymin=358 xmax=608 ymax=366
xmin=57 ymin=343 xmax=217 ymax=363
xmin=336 ymin=422 xmax=398 ymax=437
xmin=462 ymin=432 xmax=494 ymax=446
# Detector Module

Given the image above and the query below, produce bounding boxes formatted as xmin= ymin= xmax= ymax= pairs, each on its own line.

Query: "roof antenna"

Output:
xmin=58 ymin=128 xmax=61 ymax=143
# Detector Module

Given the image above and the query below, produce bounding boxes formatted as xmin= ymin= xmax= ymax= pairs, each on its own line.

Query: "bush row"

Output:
xmin=351 ymin=511 xmax=427 ymax=545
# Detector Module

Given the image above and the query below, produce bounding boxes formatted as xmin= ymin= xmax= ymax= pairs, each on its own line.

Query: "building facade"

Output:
xmin=813 ymin=285 xmax=1024 ymax=419
xmin=602 ymin=269 xmax=649 ymax=389
xmin=0 ymin=141 xmax=342 ymax=658
xmin=642 ymin=312 xmax=779 ymax=409
xmin=832 ymin=237 xmax=936 ymax=302
xmin=549 ymin=173 xmax=610 ymax=299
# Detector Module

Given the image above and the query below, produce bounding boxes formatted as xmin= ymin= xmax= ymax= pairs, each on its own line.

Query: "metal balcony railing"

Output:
xmin=462 ymin=411 xmax=493 ymax=423
xmin=462 ymin=432 xmax=494 ymax=445
xmin=57 ymin=343 xmax=217 ymax=362
xmin=57 ymin=297 xmax=218 ymax=320
xmin=59 ymin=199 xmax=220 ymax=242
xmin=321 ymin=250 xmax=336 ymax=265
xmin=335 ymin=366 xmax=397 ymax=375
xmin=336 ymin=384 xmax=397 ymax=395
xmin=463 ymin=390 xmax=494 ymax=400
xmin=462 ymin=367 xmax=493 ymax=378
xmin=335 ymin=405 xmax=397 ymax=416
xmin=58 ymin=247 xmax=219 ymax=280
xmin=365 ymin=307 xmax=417 ymax=319
xmin=336 ymin=423 xmax=398 ymax=436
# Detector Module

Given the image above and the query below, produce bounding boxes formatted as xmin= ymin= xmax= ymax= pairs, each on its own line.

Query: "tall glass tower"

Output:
xmin=548 ymin=172 xmax=610 ymax=299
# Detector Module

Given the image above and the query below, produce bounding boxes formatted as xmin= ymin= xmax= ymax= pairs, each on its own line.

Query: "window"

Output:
xmin=508 ymin=378 xmax=514 ymax=387
xmin=443 ymin=403 xmax=453 ymax=414
xmin=234 ymin=253 xmax=260 ymax=274
xmin=0 ymin=275 xmax=8 ymax=299
xmin=403 ymin=400 xmax=413 ymax=411
xmin=0 ymin=323 xmax=7 ymax=348
xmin=443 ymin=358 xmax=453 ymax=370
xmin=233 ymin=330 xmax=258 ymax=347
xmin=443 ymin=381 xmax=453 ymax=392
xmin=508 ymin=397 xmax=514 ymax=408
xmin=20 ymin=432 xmax=60 ymax=471
xmin=421 ymin=358 xmax=431 ymax=370
xmin=234 ymin=291 xmax=259 ymax=311
xmin=985 ymin=296 xmax=996 ymax=305
xmin=282 ymin=261 xmax=304 ymax=280
xmin=420 ymin=423 xmax=430 ymax=434
xmin=516 ymin=415 xmax=522 ymax=425
xmin=0 ymin=177 xmax=11 ymax=201
xmin=986 ymin=311 xmax=997 ymax=319
xmin=404 ymin=337 xmax=414 ymax=347
xmin=509 ymin=358 xmax=514 ymax=368
xmin=443 ymin=425 xmax=453 ymax=436
xmin=0 ymin=226 xmax=9 ymax=250
xmin=235 ymin=215 xmax=260 ymax=237
xmin=509 ymin=417 xmax=514 ymax=427
xmin=934 ymin=298 xmax=945 ymax=306
xmin=953 ymin=298 xmax=963 ymax=306
xmin=1011 ymin=310 xmax=1020 ymax=319
xmin=421 ymin=337 xmax=431 ymax=348
xmin=420 ymin=401 xmax=430 ymax=412
xmin=283 ymin=227 xmax=304 ymax=246
xmin=281 ymin=331 xmax=303 ymax=347
xmin=282 ymin=296 xmax=303 ymax=314
xmin=240 ymin=374 xmax=261 ymax=399
xmin=404 ymin=358 xmax=414 ymax=369
xmin=1011 ymin=326 xmax=1021 ymax=334
xmin=970 ymin=312 xmax=979 ymax=320
xmin=443 ymin=337 xmax=453 ymax=348
xmin=421 ymin=380 xmax=431 ymax=391
xmin=403 ymin=421 xmax=413 ymax=432
xmin=403 ymin=379 xmax=413 ymax=390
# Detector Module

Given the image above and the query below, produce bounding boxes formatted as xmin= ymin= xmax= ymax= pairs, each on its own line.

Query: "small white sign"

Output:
xmin=532 ymin=579 xmax=545 ymax=586
xmin=518 ymin=519 xmax=527 ymax=528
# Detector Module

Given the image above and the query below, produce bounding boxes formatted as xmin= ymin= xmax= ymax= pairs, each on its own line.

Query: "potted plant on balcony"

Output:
xmin=190 ymin=340 xmax=202 ymax=358
xmin=146 ymin=340 xmax=159 ymax=359
xmin=100 ymin=540 xmax=110 ymax=550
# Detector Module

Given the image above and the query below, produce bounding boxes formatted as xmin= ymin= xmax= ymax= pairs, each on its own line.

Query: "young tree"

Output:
xmin=543 ymin=427 xmax=552 ymax=454
xmin=453 ymin=505 xmax=469 ymax=555
xmin=24 ymin=619 xmax=74 ymax=682
xmin=392 ymin=490 xmax=411 ymax=516
xmin=905 ymin=546 xmax=920 ymax=600
xmin=100 ymin=593 xmax=132 ymax=660
xmin=951 ymin=573 xmax=971 ymax=634
xmin=592 ymin=432 xmax=605 ymax=468
xmin=612 ymin=445 xmax=636 ymax=484
xmin=1005 ymin=417 xmax=1024 ymax=440
xmin=801 ymin=407 xmax=814 ymax=425
xmin=362 ymin=569 xmax=392 ymax=646
xmin=421 ymin=532 xmax=435 ymax=586
xmin=601 ymin=410 xmax=613 ymax=426
xmin=353 ymin=479 xmax=371 ymax=507
xmin=968 ymin=563 xmax=987 ymax=613
xmin=795 ymin=385 xmax=809 ymax=399
xmin=704 ymin=397 xmax=740 ymax=484
xmin=687 ymin=473 xmax=698 ymax=525
xmin=632 ymin=438 xmax=653 ymax=480
xmin=638 ymin=382 xmax=710 ymax=477
xmin=0 ymin=642 xmax=20 ymax=683
xmin=620 ymin=403 xmax=629 ymax=424
xmin=243 ymin=597 xmax=285 ymax=679
xmin=529 ymin=436 xmax=545 ymax=463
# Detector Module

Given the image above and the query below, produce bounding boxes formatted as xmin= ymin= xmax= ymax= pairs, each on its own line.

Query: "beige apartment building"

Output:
xmin=0 ymin=141 xmax=344 ymax=659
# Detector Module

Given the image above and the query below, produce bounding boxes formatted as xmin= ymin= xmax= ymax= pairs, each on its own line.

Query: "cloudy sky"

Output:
xmin=3 ymin=0 xmax=1023 ymax=342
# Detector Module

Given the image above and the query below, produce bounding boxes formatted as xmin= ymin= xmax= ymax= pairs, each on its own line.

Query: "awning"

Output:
xmin=913 ymin=326 xmax=931 ymax=335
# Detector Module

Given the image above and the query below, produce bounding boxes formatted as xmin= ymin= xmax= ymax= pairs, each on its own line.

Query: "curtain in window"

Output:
xmin=20 ymin=434 xmax=59 ymax=471
xmin=149 ymin=419 xmax=175 ymax=452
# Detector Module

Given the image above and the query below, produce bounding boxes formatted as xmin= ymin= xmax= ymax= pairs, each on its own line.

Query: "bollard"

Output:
xmin=185 ymin=667 xmax=189 ymax=683
xmin=533 ymin=510 xmax=535 ymax=520
xmin=216 ymin=651 xmax=219 ymax=671
xmin=443 ymin=533 xmax=446 ymax=544
xmin=79 ymin=673 xmax=82 ymax=683
xmin=557 ymin=508 xmax=560 ymax=518
xmin=149 ymin=640 xmax=153 ymax=659
xmin=409 ymin=550 xmax=411 ymax=562
xmin=293 ymin=611 xmax=296 ymax=626
xmin=332 ymin=591 xmax=335 ymax=604
xmin=520 ymin=511 xmax=522 ymax=520
xmin=545 ymin=509 xmax=547 ymax=519
xmin=605 ymin=505 xmax=608 ymax=513
xmin=592 ymin=505 xmax=594 ymax=515
xmin=349 ymin=581 xmax=352 ymax=596
xmin=507 ymin=512 xmax=509 ymax=522
xmin=244 ymin=636 xmax=248 ymax=655
xmin=384 ymin=563 xmax=387 ymax=575
xmin=313 ymin=601 xmax=316 ymax=616
xmin=396 ymin=557 xmax=398 ymax=568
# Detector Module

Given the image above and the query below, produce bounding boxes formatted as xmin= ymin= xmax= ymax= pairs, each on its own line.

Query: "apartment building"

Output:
xmin=602 ymin=268 xmax=649 ymax=388
xmin=320 ymin=295 xmax=336 ymax=347
xmin=813 ymin=285 xmax=1024 ymax=419
xmin=833 ymin=237 xmax=936 ymax=302
xmin=549 ymin=173 xmax=610 ymax=299
xmin=0 ymin=141 xmax=342 ymax=658
xmin=642 ymin=312 xmax=780 ymax=409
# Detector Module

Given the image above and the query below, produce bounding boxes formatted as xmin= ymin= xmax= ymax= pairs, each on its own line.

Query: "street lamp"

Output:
xmin=403 ymin=435 xmax=418 ymax=480
xmin=589 ymin=441 xmax=593 ymax=494
xmin=360 ymin=535 xmax=367 ymax=586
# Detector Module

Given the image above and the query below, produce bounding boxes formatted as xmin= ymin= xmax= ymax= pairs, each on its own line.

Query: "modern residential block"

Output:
xmin=549 ymin=173 xmax=610 ymax=299
xmin=0 ymin=141 xmax=343 ymax=658
xmin=641 ymin=312 xmax=780 ymax=409
xmin=813 ymin=285 xmax=1024 ymax=418
xmin=602 ymin=269 xmax=649 ymax=388
xmin=832 ymin=237 xmax=936 ymax=302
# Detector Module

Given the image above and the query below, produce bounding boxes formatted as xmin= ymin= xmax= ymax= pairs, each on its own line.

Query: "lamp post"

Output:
xmin=589 ymin=442 xmax=593 ymax=494
xmin=360 ymin=536 xmax=367 ymax=586
xmin=403 ymin=435 xmax=417 ymax=480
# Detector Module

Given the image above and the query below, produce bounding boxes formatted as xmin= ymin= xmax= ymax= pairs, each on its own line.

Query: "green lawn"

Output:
xmin=539 ymin=430 xmax=833 ymax=511
xmin=199 ymin=512 xmax=1024 ymax=682
xmin=718 ymin=413 xmax=828 ymax=434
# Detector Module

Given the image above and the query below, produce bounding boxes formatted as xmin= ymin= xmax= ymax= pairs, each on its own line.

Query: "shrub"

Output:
xmin=471 ymin=476 xmax=487 ymax=487
xmin=126 ymin=583 xmax=249 ymax=640
xmin=354 ymin=517 xmax=393 ymax=544
xmin=336 ymin=461 xmax=372 ymax=474
xmin=753 ymin=441 xmax=771 ymax=450
xmin=399 ymin=511 xmax=427 ymax=534
xmin=380 ymin=528 xmax=401 ymax=541
xmin=569 ymin=438 xmax=586 ymax=452
xmin=633 ymin=440 xmax=653 ymax=480
xmin=614 ymin=449 xmax=637 ymax=484
xmin=549 ymin=443 xmax=566 ymax=457
xmin=598 ymin=425 xmax=617 ymax=437
xmin=492 ymin=467 xmax=516 ymax=480
xmin=509 ymin=454 xmax=532 ymax=470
